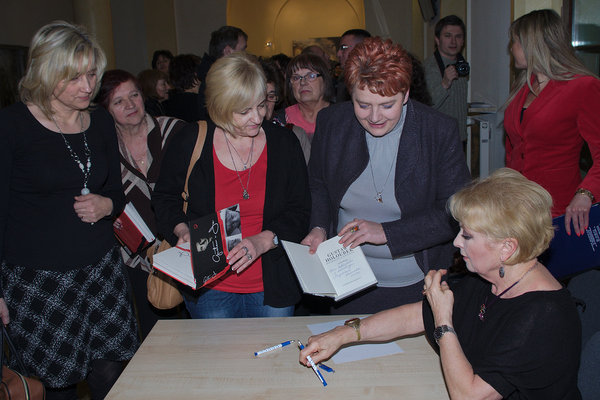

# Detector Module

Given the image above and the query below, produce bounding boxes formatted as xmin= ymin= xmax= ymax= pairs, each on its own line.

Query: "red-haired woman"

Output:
xmin=301 ymin=37 xmax=470 ymax=313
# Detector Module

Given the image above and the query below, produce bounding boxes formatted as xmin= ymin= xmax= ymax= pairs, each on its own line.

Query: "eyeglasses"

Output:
xmin=266 ymin=92 xmax=279 ymax=102
xmin=290 ymin=72 xmax=322 ymax=83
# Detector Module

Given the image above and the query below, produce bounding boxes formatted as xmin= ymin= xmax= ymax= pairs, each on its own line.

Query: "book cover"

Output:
xmin=152 ymin=205 xmax=240 ymax=289
xmin=542 ymin=203 xmax=600 ymax=279
xmin=282 ymin=237 xmax=377 ymax=301
xmin=113 ymin=202 xmax=155 ymax=254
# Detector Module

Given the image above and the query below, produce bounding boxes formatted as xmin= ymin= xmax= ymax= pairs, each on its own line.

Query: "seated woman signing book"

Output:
xmin=152 ymin=52 xmax=310 ymax=318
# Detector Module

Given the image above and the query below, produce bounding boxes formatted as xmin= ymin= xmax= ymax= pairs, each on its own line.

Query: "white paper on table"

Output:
xmin=307 ymin=319 xmax=404 ymax=364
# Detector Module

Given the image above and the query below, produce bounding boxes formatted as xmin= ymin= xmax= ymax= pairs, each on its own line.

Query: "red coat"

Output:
xmin=504 ymin=75 xmax=600 ymax=216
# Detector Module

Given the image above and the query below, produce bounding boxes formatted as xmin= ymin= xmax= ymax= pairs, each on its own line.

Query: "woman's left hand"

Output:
xmin=73 ymin=193 xmax=113 ymax=224
xmin=565 ymin=193 xmax=592 ymax=236
xmin=338 ymin=218 xmax=387 ymax=248
xmin=423 ymin=270 xmax=454 ymax=327
xmin=227 ymin=231 xmax=274 ymax=274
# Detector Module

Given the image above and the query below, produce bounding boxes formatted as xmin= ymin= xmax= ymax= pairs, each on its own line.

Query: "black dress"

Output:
xmin=0 ymin=102 xmax=139 ymax=388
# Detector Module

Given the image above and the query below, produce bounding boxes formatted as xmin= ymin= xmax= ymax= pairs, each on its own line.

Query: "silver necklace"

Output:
xmin=51 ymin=112 xmax=92 ymax=195
xmin=226 ymin=134 xmax=254 ymax=170
xmin=223 ymin=131 xmax=253 ymax=200
xmin=368 ymin=157 xmax=395 ymax=203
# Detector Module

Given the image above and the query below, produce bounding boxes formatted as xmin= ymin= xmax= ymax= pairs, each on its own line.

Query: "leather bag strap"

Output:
xmin=181 ymin=121 xmax=207 ymax=213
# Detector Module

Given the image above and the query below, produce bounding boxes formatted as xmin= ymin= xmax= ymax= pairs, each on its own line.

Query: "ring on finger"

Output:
xmin=242 ymin=246 xmax=249 ymax=255
xmin=350 ymin=225 xmax=359 ymax=233
xmin=247 ymin=254 xmax=252 ymax=261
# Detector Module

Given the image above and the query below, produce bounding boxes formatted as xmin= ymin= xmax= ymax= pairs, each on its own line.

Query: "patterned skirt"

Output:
xmin=1 ymin=246 xmax=140 ymax=388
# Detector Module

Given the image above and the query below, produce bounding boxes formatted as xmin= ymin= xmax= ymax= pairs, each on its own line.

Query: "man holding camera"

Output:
xmin=424 ymin=15 xmax=469 ymax=145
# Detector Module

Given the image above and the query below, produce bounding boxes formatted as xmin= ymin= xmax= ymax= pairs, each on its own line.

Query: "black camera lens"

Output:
xmin=455 ymin=60 xmax=470 ymax=77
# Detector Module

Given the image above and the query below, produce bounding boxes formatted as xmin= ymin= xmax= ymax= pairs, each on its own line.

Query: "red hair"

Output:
xmin=344 ymin=37 xmax=412 ymax=97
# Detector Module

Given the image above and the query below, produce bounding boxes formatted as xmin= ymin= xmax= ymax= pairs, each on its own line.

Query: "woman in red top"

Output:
xmin=504 ymin=9 xmax=600 ymax=235
xmin=152 ymin=53 xmax=310 ymax=318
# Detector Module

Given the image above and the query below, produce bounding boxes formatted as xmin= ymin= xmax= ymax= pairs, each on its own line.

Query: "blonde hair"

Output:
xmin=205 ymin=52 xmax=266 ymax=133
xmin=19 ymin=21 xmax=107 ymax=118
xmin=449 ymin=168 xmax=554 ymax=265
xmin=506 ymin=9 xmax=597 ymax=105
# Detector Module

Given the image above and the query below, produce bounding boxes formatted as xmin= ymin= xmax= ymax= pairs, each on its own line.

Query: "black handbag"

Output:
xmin=0 ymin=324 xmax=45 ymax=400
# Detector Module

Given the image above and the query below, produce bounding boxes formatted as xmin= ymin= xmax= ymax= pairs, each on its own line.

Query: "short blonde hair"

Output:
xmin=19 ymin=21 xmax=107 ymax=118
xmin=205 ymin=52 xmax=266 ymax=133
xmin=449 ymin=168 xmax=554 ymax=265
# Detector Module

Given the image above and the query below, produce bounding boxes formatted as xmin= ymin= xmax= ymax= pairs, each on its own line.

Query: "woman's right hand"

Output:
xmin=299 ymin=325 xmax=355 ymax=366
xmin=173 ymin=222 xmax=190 ymax=245
xmin=301 ymin=227 xmax=327 ymax=254
xmin=0 ymin=298 xmax=10 ymax=325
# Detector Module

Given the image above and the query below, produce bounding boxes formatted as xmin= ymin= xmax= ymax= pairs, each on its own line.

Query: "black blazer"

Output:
xmin=308 ymin=99 xmax=471 ymax=272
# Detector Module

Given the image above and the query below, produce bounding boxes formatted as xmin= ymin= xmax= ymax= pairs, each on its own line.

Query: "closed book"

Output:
xmin=113 ymin=202 xmax=155 ymax=254
xmin=542 ymin=203 xmax=600 ymax=279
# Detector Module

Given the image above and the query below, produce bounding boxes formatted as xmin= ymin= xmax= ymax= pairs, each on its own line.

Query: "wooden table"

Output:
xmin=107 ymin=316 xmax=449 ymax=399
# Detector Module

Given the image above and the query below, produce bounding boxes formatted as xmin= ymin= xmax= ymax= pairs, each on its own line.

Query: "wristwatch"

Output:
xmin=272 ymin=233 xmax=279 ymax=248
xmin=344 ymin=317 xmax=361 ymax=341
xmin=433 ymin=325 xmax=456 ymax=345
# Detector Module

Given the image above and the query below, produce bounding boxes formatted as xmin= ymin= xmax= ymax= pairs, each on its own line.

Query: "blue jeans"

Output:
xmin=183 ymin=289 xmax=294 ymax=319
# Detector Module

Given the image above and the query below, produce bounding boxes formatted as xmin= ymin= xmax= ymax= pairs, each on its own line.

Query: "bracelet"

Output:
xmin=576 ymin=188 xmax=595 ymax=203
xmin=313 ymin=226 xmax=327 ymax=236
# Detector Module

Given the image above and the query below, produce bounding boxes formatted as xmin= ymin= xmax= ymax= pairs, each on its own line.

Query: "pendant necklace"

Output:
xmin=226 ymin=134 xmax=253 ymax=170
xmin=51 ymin=112 xmax=92 ymax=195
xmin=478 ymin=261 xmax=538 ymax=321
xmin=368 ymin=157 xmax=395 ymax=203
xmin=224 ymin=131 xmax=254 ymax=200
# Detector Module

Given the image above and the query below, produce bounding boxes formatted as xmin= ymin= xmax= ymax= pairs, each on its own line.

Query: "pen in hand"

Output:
xmin=254 ymin=340 xmax=295 ymax=356
xmin=298 ymin=340 xmax=328 ymax=387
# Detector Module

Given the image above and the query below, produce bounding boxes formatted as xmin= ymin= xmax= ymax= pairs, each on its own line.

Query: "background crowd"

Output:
xmin=0 ymin=8 xmax=598 ymax=399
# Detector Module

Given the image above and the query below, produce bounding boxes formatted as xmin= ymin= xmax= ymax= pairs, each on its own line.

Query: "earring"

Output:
xmin=499 ymin=263 xmax=505 ymax=278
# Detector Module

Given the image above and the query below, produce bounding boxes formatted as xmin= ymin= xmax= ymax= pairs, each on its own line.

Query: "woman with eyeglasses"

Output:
xmin=301 ymin=37 xmax=470 ymax=314
xmin=261 ymin=61 xmax=311 ymax=164
xmin=274 ymin=53 xmax=332 ymax=141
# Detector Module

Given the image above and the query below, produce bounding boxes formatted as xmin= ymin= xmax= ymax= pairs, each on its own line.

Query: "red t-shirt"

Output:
xmin=209 ymin=145 xmax=267 ymax=293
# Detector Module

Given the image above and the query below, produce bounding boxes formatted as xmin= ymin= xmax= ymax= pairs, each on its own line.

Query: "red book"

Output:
xmin=113 ymin=202 xmax=156 ymax=254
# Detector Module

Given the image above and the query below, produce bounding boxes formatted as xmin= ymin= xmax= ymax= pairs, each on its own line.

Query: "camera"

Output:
xmin=454 ymin=54 xmax=470 ymax=77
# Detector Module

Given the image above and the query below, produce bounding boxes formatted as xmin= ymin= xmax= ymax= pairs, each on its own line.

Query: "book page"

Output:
xmin=152 ymin=243 xmax=195 ymax=287
xmin=124 ymin=202 xmax=155 ymax=242
xmin=281 ymin=240 xmax=336 ymax=296
xmin=315 ymin=238 xmax=377 ymax=301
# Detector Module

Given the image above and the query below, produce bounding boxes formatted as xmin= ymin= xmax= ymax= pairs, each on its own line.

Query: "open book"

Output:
xmin=542 ymin=203 xmax=600 ymax=279
xmin=152 ymin=205 xmax=239 ymax=289
xmin=113 ymin=202 xmax=155 ymax=254
xmin=282 ymin=237 xmax=377 ymax=301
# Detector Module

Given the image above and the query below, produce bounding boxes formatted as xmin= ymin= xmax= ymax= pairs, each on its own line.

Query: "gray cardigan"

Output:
xmin=308 ymin=99 xmax=471 ymax=272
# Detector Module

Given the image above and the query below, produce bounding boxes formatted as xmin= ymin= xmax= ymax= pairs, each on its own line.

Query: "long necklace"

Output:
xmin=223 ymin=131 xmax=254 ymax=200
xmin=225 ymin=133 xmax=253 ymax=170
xmin=369 ymin=157 xmax=395 ymax=203
xmin=478 ymin=261 xmax=538 ymax=321
xmin=51 ymin=112 xmax=92 ymax=195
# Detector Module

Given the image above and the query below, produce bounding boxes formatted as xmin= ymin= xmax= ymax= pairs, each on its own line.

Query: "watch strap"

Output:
xmin=434 ymin=325 xmax=456 ymax=345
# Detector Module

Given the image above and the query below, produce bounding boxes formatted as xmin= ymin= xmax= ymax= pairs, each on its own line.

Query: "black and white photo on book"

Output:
xmin=152 ymin=204 xmax=242 ymax=289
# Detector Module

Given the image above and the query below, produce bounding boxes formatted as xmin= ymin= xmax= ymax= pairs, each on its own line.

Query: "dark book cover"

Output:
xmin=188 ymin=204 xmax=241 ymax=287
xmin=542 ymin=203 xmax=600 ymax=279
xmin=113 ymin=204 xmax=154 ymax=255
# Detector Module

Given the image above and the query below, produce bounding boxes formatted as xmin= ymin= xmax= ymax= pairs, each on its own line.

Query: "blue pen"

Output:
xmin=298 ymin=341 xmax=327 ymax=387
xmin=254 ymin=340 xmax=295 ymax=356
xmin=319 ymin=364 xmax=335 ymax=373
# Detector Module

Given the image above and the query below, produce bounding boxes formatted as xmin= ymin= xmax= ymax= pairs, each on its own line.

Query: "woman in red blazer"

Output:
xmin=504 ymin=9 xmax=600 ymax=235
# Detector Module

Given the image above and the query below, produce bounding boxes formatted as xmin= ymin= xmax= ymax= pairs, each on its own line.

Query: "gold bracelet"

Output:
xmin=576 ymin=188 xmax=596 ymax=203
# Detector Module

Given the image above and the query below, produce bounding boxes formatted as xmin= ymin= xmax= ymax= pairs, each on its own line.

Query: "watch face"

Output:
xmin=273 ymin=234 xmax=279 ymax=246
